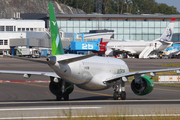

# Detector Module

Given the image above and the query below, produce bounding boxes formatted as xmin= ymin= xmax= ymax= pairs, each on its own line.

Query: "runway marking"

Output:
xmin=0 ymin=106 xmax=101 ymax=111
xmin=14 ymin=82 xmax=48 ymax=88
xmin=154 ymin=88 xmax=180 ymax=92
xmin=1 ymin=114 xmax=180 ymax=120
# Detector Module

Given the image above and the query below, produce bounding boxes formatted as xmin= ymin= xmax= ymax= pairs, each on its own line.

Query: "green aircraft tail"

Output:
xmin=49 ymin=2 xmax=64 ymax=56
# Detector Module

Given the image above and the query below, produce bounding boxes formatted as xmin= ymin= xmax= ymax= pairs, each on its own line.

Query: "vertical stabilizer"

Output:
xmin=160 ymin=18 xmax=176 ymax=42
xmin=49 ymin=2 xmax=64 ymax=56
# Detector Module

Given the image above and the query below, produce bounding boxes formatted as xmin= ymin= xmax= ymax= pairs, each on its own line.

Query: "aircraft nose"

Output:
xmin=46 ymin=56 xmax=56 ymax=65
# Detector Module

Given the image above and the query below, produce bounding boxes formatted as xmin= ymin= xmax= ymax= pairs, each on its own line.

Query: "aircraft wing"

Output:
xmin=111 ymin=47 xmax=136 ymax=54
xmin=105 ymin=68 xmax=180 ymax=83
xmin=122 ymin=49 xmax=136 ymax=54
xmin=0 ymin=70 xmax=59 ymax=78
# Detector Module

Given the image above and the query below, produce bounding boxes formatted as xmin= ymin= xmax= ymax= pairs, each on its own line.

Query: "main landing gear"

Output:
xmin=113 ymin=80 xmax=126 ymax=100
xmin=49 ymin=77 xmax=73 ymax=101
xmin=55 ymin=80 xmax=69 ymax=101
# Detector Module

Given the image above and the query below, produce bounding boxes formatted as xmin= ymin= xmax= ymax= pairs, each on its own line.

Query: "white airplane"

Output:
xmin=0 ymin=3 xmax=180 ymax=101
xmin=105 ymin=18 xmax=176 ymax=58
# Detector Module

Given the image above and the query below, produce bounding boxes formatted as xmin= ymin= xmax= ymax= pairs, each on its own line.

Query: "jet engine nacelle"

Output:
xmin=23 ymin=74 xmax=31 ymax=79
xmin=131 ymin=75 xmax=154 ymax=95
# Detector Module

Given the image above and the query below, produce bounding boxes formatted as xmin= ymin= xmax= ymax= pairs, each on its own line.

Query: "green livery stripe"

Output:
xmin=48 ymin=2 xmax=64 ymax=56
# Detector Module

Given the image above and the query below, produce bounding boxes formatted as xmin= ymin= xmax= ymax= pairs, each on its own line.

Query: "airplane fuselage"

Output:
xmin=48 ymin=54 xmax=129 ymax=91
xmin=106 ymin=41 xmax=172 ymax=55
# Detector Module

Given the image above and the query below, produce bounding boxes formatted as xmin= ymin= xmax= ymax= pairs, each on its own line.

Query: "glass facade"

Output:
xmin=56 ymin=18 xmax=180 ymax=42
xmin=0 ymin=26 xmax=4 ymax=31
xmin=0 ymin=40 xmax=8 ymax=45
xmin=0 ymin=40 xmax=3 ymax=45
xmin=4 ymin=40 xmax=8 ymax=45
xmin=6 ymin=26 xmax=13 ymax=31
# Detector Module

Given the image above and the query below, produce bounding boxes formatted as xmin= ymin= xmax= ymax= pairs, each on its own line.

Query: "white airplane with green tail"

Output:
xmin=0 ymin=3 xmax=180 ymax=101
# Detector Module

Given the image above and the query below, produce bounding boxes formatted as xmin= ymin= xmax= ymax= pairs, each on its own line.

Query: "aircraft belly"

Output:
xmin=76 ymin=82 xmax=111 ymax=91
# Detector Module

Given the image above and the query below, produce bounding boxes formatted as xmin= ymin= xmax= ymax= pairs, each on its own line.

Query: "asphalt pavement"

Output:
xmin=0 ymin=57 xmax=180 ymax=119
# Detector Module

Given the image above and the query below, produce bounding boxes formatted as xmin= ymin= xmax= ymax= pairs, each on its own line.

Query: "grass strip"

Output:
xmin=161 ymin=63 xmax=180 ymax=67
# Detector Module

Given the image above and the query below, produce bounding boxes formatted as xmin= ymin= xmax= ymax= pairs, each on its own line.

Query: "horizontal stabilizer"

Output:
xmin=4 ymin=55 xmax=47 ymax=64
xmin=159 ymin=41 xmax=173 ymax=45
xmin=0 ymin=70 xmax=59 ymax=78
xmin=58 ymin=54 xmax=97 ymax=65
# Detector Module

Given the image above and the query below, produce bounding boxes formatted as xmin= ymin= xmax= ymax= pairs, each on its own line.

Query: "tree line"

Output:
xmin=54 ymin=0 xmax=179 ymax=14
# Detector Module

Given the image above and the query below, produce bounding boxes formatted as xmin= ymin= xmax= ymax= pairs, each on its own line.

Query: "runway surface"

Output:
xmin=0 ymin=57 xmax=180 ymax=119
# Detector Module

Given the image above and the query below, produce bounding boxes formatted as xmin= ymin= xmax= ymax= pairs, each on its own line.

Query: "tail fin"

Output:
xmin=160 ymin=18 xmax=176 ymax=42
xmin=49 ymin=2 xmax=64 ymax=56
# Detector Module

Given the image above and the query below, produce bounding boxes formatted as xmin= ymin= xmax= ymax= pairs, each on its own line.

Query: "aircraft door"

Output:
xmin=155 ymin=43 xmax=157 ymax=48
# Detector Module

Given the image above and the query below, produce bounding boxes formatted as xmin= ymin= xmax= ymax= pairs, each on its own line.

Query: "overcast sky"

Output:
xmin=156 ymin=0 xmax=180 ymax=12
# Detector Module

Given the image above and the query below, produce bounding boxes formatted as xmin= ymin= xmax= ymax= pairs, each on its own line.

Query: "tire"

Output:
xmin=49 ymin=81 xmax=62 ymax=96
xmin=120 ymin=91 xmax=126 ymax=100
xmin=56 ymin=95 xmax=62 ymax=101
xmin=63 ymin=92 xmax=69 ymax=101
xmin=113 ymin=92 xmax=119 ymax=100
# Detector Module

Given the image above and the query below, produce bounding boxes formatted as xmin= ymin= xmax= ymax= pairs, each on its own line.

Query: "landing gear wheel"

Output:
xmin=113 ymin=92 xmax=119 ymax=100
xmin=120 ymin=91 xmax=126 ymax=100
xmin=56 ymin=95 xmax=62 ymax=101
xmin=63 ymin=92 xmax=69 ymax=101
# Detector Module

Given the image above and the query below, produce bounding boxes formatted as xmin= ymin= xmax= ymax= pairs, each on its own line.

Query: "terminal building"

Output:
xmin=50 ymin=14 xmax=180 ymax=42
xmin=0 ymin=19 xmax=50 ymax=55
xmin=1 ymin=13 xmax=180 ymax=55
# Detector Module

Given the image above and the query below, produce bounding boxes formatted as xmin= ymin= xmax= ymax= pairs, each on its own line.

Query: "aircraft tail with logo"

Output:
xmin=158 ymin=18 xmax=176 ymax=43
xmin=49 ymin=2 xmax=64 ymax=56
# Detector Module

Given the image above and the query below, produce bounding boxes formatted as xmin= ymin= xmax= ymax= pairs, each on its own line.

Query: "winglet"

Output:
xmin=49 ymin=2 xmax=64 ymax=56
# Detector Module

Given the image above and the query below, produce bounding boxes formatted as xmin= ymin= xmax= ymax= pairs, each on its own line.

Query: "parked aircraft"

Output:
xmin=0 ymin=3 xmax=180 ymax=101
xmin=105 ymin=18 xmax=176 ymax=58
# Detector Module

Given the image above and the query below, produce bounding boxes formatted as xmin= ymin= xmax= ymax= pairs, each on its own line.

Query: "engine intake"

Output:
xmin=131 ymin=75 xmax=154 ymax=96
